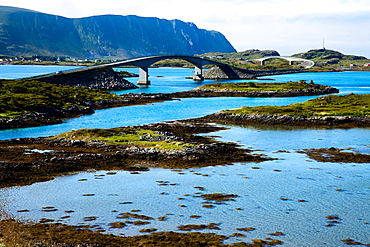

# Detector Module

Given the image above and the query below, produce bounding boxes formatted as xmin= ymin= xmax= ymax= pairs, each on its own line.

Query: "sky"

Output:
xmin=1 ymin=0 xmax=370 ymax=57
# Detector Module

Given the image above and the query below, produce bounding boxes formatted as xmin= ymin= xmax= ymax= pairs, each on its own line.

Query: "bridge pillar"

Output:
xmin=260 ymin=60 xmax=265 ymax=66
xmin=289 ymin=61 xmax=294 ymax=66
xmin=193 ymin=66 xmax=204 ymax=81
xmin=137 ymin=67 xmax=150 ymax=85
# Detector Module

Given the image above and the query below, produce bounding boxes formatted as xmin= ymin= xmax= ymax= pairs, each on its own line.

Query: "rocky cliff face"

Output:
xmin=0 ymin=6 xmax=236 ymax=59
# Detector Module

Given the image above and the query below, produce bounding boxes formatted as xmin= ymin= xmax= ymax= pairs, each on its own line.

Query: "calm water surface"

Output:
xmin=0 ymin=65 xmax=82 ymax=79
xmin=0 ymin=66 xmax=369 ymax=246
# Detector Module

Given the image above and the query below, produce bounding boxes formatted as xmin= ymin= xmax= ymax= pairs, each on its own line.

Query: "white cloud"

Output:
xmin=1 ymin=0 xmax=370 ymax=57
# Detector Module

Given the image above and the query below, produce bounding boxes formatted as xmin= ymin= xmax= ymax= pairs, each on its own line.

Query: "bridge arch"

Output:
xmin=104 ymin=55 xmax=225 ymax=85
xmin=251 ymin=56 xmax=314 ymax=68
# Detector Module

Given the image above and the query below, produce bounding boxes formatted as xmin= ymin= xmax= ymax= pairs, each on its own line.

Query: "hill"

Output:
xmin=292 ymin=49 xmax=369 ymax=67
xmin=0 ymin=6 xmax=236 ymax=59
xmin=198 ymin=48 xmax=370 ymax=70
xmin=200 ymin=49 xmax=280 ymax=59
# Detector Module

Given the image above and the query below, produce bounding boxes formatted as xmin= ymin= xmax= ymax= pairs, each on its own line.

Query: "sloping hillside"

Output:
xmin=292 ymin=49 xmax=369 ymax=66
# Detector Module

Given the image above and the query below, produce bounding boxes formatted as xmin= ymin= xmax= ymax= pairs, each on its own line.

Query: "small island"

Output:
xmin=171 ymin=80 xmax=339 ymax=98
xmin=201 ymin=93 xmax=370 ymax=127
xmin=0 ymin=122 xmax=270 ymax=188
xmin=0 ymin=79 xmax=172 ymax=130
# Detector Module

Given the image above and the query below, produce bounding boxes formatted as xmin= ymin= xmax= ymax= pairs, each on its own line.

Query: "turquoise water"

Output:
xmin=0 ymin=96 xmax=319 ymax=140
xmin=0 ymin=66 xmax=370 ymax=246
xmin=0 ymin=65 xmax=82 ymax=79
xmin=0 ymin=67 xmax=369 ymax=140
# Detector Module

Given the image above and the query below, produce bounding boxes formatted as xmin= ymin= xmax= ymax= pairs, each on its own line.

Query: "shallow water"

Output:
xmin=0 ymin=67 xmax=370 ymax=246
xmin=0 ymin=65 xmax=82 ymax=79
xmin=1 ymin=124 xmax=369 ymax=246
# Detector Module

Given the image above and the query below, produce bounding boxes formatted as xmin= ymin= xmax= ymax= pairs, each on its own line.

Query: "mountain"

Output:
xmin=0 ymin=6 xmax=236 ymax=59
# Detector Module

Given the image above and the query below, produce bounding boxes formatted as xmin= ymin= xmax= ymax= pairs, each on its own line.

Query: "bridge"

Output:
xmin=250 ymin=56 xmax=315 ymax=68
xmin=24 ymin=55 xmax=226 ymax=87
xmin=102 ymin=55 xmax=225 ymax=85
xmin=23 ymin=55 xmax=311 ymax=90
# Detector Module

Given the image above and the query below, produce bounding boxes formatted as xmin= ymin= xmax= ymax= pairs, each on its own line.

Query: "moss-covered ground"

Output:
xmin=223 ymin=94 xmax=370 ymax=118
xmin=0 ymin=79 xmax=119 ymax=118
xmin=0 ymin=122 xmax=270 ymax=188
xmin=198 ymin=81 xmax=328 ymax=92
xmin=51 ymin=126 xmax=193 ymax=150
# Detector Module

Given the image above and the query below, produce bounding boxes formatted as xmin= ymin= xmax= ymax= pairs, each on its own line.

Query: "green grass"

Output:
xmin=292 ymin=49 xmax=370 ymax=68
xmin=0 ymin=79 xmax=119 ymax=118
xmin=52 ymin=127 xmax=191 ymax=150
xmin=224 ymin=94 xmax=370 ymax=118
xmin=198 ymin=81 xmax=327 ymax=92
xmin=151 ymin=59 xmax=193 ymax=67
xmin=198 ymin=49 xmax=370 ymax=70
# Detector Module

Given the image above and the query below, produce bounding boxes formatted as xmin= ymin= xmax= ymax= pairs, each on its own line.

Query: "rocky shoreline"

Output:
xmin=201 ymin=112 xmax=370 ymax=128
xmin=202 ymin=65 xmax=304 ymax=79
xmin=0 ymin=85 xmax=339 ymax=130
xmin=0 ymin=93 xmax=172 ymax=130
xmin=29 ymin=67 xmax=139 ymax=91
xmin=0 ymin=122 xmax=270 ymax=188
xmin=170 ymin=86 xmax=339 ymax=98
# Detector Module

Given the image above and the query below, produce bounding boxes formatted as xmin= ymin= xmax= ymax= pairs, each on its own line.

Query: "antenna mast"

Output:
xmin=323 ymin=38 xmax=326 ymax=50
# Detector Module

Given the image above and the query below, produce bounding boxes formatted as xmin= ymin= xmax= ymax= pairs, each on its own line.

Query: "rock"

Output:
xmin=206 ymin=112 xmax=370 ymax=127
xmin=203 ymin=65 xmax=303 ymax=79
xmin=36 ymin=67 xmax=138 ymax=90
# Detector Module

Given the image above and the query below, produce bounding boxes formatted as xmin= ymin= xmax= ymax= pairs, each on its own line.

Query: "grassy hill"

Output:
xmin=196 ymin=49 xmax=295 ymax=69
xmin=196 ymin=49 xmax=370 ymax=70
xmin=200 ymin=49 xmax=280 ymax=60
xmin=292 ymin=49 xmax=370 ymax=69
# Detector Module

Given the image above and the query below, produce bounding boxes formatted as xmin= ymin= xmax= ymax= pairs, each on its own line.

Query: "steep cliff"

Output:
xmin=0 ymin=6 xmax=236 ymax=59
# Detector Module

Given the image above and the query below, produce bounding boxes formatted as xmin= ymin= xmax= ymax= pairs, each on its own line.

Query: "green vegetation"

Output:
xmin=200 ymin=49 xmax=279 ymax=60
xmin=198 ymin=80 xmax=326 ymax=92
xmin=52 ymin=127 xmax=191 ymax=150
xmin=115 ymin=70 xmax=138 ymax=77
xmin=224 ymin=94 xmax=370 ymax=118
xmin=293 ymin=49 xmax=366 ymax=61
xmin=198 ymin=49 xmax=370 ymax=70
xmin=0 ymin=79 xmax=119 ymax=118
xmin=151 ymin=59 xmax=193 ymax=67
xmin=198 ymin=49 xmax=297 ymax=70
xmin=292 ymin=49 xmax=370 ymax=69
xmin=0 ymin=6 xmax=235 ymax=60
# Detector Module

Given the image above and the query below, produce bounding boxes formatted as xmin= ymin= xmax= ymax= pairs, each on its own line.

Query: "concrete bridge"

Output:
xmin=102 ymin=55 xmax=225 ymax=85
xmin=23 ymin=55 xmax=309 ymax=90
xmin=23 ymin=55 xmax=226 ymax=88
xmin=250 ymin=56 xmax=315 ymax=68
